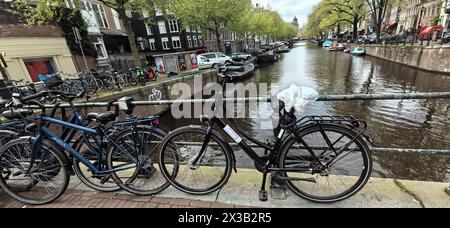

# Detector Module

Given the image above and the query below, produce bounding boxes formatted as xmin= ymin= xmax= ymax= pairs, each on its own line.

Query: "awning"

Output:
xmin=420 ymin=25 xmax=444 ymax=34
xmin=385 ymin=22 xmax=397 ymax=31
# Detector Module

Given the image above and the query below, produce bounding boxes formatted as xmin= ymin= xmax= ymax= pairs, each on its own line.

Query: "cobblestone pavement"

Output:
xmin=0 ymin=189 xmax=252 ymax=208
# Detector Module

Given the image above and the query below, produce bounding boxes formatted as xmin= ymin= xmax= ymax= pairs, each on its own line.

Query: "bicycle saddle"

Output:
xmin=2 ymin=108 xmax=33 ymax=120
xmin=86 ymin=111 xmax=118 ymax=124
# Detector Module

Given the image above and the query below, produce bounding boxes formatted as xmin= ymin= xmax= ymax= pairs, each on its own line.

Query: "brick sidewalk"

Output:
xmin=0 ymin=189 xmax=251 ymax=208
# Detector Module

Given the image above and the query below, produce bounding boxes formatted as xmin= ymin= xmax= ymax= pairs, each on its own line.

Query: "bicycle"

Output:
xmin=158 ymin=66 xmax=373 ymax=203
xmin=0 ymin=91 xmax=170 ymax=205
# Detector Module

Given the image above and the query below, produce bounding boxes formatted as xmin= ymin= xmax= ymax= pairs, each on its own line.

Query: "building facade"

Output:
xmin=68 ymin=0 xmax=131 ymax=69
xmin=131 ymin=12 xmax=205 ymax=58
xmin=441 ymin=0 xmax=450 ymax=33
xmin=204 ymin=30 xmax=245 ymax=54
xmin=0 ymin=3 xmax=77 ymax=82
xmin=395 ymin=0 xmax=443 ymax=34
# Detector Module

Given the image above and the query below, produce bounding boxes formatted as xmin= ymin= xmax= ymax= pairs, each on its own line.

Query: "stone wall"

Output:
xmin=357 ymin=45 xmax=450 ymax=74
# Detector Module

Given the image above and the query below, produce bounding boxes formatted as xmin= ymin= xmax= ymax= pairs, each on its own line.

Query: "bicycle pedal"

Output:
xmin=259 ymin=190 xmax=268 ymax=201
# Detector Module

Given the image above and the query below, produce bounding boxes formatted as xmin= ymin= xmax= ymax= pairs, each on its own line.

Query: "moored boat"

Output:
xmin=226 ymin=63 xmax=256 ymax=81
xmin=350 ymin=47 xmax=366 ymax=56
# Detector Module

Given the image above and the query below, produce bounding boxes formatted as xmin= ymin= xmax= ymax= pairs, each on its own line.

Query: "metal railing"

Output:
xmin=29 ymin=91 xmax=450 ymax=156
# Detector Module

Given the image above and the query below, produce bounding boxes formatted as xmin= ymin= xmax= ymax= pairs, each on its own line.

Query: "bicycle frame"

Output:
xmin=26 ymin=114 xmax=138 ymax=175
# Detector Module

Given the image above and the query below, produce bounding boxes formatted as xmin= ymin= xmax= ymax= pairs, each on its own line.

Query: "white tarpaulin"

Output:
xmin=276 ymin=85 xmax=319 ymax=113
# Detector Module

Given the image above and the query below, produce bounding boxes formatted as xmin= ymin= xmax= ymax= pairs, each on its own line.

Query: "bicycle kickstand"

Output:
xmin=259 ymin=171 xmax=269 ymax=201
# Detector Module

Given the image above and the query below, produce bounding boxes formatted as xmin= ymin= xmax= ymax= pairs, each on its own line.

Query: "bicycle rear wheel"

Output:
xmin=72 ymin=135 xmax=121 ymax=192
xmin=278 ymin=124 xmax=372 ymax=203
xmin=158 ymin=126 xmax=233 ymax=195
xmin=0 ymin=138 xmax=69 ymax=205
xmin=107 ymin=126 xmax=170 ymax=195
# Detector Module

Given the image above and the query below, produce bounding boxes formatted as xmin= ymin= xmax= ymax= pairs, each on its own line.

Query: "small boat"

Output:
xmin=343 ymin=48 xmax=351 ymax=54
xmin=225 ymin=63 xmax=256 ymax=81
xmin=276 ymin=45 xmax=290 ymax=53
xmin=329 ymin=42 xmax=345 ymax=51
xmin=322 ymin=40 xmax=333 ymax=48
xmin=350 ymin=47 xmax=366 ymax=56
xmin=256 ymin=50 xmax=278 ymax=64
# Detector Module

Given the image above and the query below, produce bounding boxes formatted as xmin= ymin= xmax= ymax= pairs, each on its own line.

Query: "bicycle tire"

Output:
xmin=158 ymin=126 xmax=233 ymax=195
xmin=107 ymin=126 xmax=171 ymax=196
xmin=278 ymin=124 xmax=372 ymax=203
xmin=0 ymin=138 xmax=69 ymax=205
xmin=72 ymin=135 xmax=121 ymax=192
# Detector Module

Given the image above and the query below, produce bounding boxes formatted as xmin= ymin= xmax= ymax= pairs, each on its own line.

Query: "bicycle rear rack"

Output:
xmin=296 ymin=115 xmax=374 ymax=146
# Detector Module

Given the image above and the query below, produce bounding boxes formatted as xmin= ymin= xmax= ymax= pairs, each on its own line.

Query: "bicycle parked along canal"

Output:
xmin=158 ymin=66 xmax=374 ymax=203
xmin=0 ymin=90 xmax=170 ymax=205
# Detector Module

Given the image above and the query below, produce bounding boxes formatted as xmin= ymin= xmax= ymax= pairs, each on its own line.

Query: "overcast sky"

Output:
xmin=252 ymin=0 xmax=321 ymax=26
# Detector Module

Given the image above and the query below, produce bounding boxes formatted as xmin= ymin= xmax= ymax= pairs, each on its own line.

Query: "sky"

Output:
xmin=251 ymin=0 xmax=321 ymax=26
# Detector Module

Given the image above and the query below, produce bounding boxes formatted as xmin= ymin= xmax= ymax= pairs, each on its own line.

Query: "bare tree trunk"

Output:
xmin=215 ymin=31 xmax=223 ymax=52
xmin=118 ymin=10 xmax=142 ymax=67
xmin=353 ymin=16 xmax=359 ymax=43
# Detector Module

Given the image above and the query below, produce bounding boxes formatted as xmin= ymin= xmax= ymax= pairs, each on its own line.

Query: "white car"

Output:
xmin=197 ymin=55 xmax=214 ymax=70
xmin=199 ymin=52 xmax=233 ymax=67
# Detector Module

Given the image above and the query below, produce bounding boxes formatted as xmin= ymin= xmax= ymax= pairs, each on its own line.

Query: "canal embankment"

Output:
xmin=88 ymin=69 xmax=217 ymax=116
xmin=352 ymin=44 xmax=450 ymax=75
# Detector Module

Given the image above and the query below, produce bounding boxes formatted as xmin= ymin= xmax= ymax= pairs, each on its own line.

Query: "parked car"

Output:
xmin=199 ymin=52 xmax=233 ymax=67
xmin=364 ymin=33 xmax=377 ymax=44
xmin=231 ymin=53 xmax=252 ymax=62
xmin=197 ymin=55 xmax=214 ymax=70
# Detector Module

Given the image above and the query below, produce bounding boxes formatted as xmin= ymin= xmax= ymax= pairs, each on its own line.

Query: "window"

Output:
xmin=169 ymin=20 xmax=179 ymax=33
xmin=149 ymin=39 xmax=156 ymax=50
xmin=193 ymin=36 xmax=198 ymax=47
xmin=94 ymin=41 xmax=108 ymax=59
xmin=155 ymin=8 xmax=163 ymax=16
xmin=203 ymin=54 xmax=216 ymax=59
xmin=161 ymin=37 xmax=170 ymax=50
xmin=186 ymin=26 xmax=191 ymax=32
xmin=187 ymin=36 xmax=193 ymax=48
xmin=158 ymin=21 xmax=167 ymax=34
xmin=92 ymin=3 xmax=109 ymax=28
xmin=24 ymin=58 xmax=57 ymax=82
xmin=172 ymin=36 xmax=181 ymax=49
xmin=146 ymin=24 xmax=153 ymax=35
xmin=197 ymin=26 xmax=201 ymax=33
xmin=111 ymin=9 xmax=122 ymax=30
xmin=198 ymin=35 xmax=202 ymax=46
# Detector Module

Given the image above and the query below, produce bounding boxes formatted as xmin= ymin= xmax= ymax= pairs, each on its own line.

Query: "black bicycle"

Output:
xmin=158 ymin=67 xmax=373 ymax=203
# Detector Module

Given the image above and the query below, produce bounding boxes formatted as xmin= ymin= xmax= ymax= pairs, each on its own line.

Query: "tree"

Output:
xmin=169 ymin=0 xmax=252 ymax=52
xmin=365 ymin=0 xmax=391 ymax=43
xmin=324 ymin=0 xmax=365 ymax=43
xmin=303 ymin=2 xmax=330 ymax=38
xmin=8 ymin=0 xmax=169 ymax=67
xmin=7 ymin=0 xmax=97 ymax=57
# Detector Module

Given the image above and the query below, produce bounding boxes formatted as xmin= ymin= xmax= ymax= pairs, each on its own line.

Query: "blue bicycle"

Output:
xmin=0 ymin=91 xmax=171 ymax=205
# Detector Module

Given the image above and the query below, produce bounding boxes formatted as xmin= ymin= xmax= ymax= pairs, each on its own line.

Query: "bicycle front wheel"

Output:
xmin=0 ymin=138 xmax=69 ymax=205
xmin=159 ymin=126 xmax=233 ymax=195
xmin=278 ymin=124 xmax=372 ymax=203
xmin=107 ymin=126 xmax=170 ymax=196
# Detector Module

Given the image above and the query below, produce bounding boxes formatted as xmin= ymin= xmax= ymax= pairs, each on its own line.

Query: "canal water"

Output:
xmin=154 ymin=42 xmax=450 ymax=182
